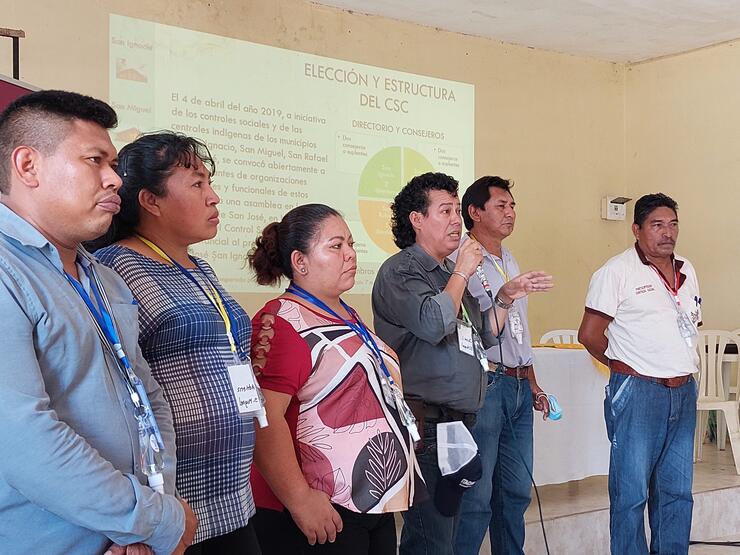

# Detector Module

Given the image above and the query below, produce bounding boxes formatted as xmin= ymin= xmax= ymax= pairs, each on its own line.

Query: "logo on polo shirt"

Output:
xmin=635 ymin=284 xmax=655 ymax=295
xmin=460 ymin=479 xmax=476 ymax=488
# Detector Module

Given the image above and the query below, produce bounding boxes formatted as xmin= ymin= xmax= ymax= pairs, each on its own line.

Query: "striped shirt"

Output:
xmin=96 ymin=245 xmax=255 ymax=543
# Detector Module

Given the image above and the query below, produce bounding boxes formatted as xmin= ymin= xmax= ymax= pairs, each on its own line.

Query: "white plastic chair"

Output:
xmin=715 ymin=328 xmax=740 ymax=450
xmin=714 ymin=329 xmax=740 ymax=450
xmin=729 ymin=328 xmax=740 ymax=399
xmin=539 ymin=329 xmax=580 ymax=345
xmin=694 ymin=330 xmax=740 ymax=474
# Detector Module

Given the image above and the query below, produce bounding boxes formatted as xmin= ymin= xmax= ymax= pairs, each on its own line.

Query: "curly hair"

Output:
xmin=390 ymin=172 xmax=459 ymax=249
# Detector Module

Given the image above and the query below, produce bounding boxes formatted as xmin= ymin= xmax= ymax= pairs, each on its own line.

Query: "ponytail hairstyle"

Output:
xmin=249 ymin=203 xmax=341 ymax=286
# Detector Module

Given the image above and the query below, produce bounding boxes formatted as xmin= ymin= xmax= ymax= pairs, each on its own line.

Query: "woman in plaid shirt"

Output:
xmin=94 ymin=132 xmax=260 ymax=554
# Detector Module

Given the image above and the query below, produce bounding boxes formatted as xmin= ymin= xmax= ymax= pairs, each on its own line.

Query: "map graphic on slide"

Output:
xmin=358 ymin=147 xmax=434 ymax=253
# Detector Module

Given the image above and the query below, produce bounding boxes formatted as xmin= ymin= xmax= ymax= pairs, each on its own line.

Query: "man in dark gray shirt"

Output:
xmin=372 ymin=172 xmax=552 ymax=555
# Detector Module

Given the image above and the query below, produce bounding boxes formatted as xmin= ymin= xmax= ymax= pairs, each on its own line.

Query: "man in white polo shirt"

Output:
xmin=578 ymin=193 xmax=701 ymax=555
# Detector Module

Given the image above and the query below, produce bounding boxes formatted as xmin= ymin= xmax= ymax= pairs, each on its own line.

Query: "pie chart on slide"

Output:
xmin=358 ymin=147 xmax=434 ymax=253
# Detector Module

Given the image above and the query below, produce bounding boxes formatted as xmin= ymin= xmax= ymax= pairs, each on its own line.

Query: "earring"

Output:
xmin=300 ymin=267 xmax=307 ymax=274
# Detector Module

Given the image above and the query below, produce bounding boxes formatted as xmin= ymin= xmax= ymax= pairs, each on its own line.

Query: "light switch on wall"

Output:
xmin=601 ymin=196 xmax=631 ymax=221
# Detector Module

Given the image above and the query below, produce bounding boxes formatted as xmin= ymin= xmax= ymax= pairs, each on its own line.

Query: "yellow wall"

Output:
xmin=625 ymin=43 xmax=740 ymax=330
xmin=2 ymin=0 xmax=643 ymax=338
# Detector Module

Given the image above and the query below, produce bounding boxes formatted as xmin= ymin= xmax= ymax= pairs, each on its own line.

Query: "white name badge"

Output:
xmin=677 ymin=311 xmax=697 ymax=348
xmin=227 ymin=362 xmax=263 ymax=414
xmin=508 ymin=309 xmax=524 ymax=344
xmin=457 ymin=321 xmax=475 ymax=356
xmin=473 ymin=334 xmax=489 ymax=372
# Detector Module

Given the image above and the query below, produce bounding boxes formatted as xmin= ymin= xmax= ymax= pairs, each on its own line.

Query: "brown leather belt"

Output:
xmin=610 ymin=359 xmax=691 ymax=388
xmin=502 ymin=365 xmax=532 ymax=379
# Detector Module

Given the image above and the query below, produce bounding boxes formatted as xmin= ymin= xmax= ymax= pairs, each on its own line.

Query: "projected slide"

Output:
xmin=109 ymin=15 xmax=474 ymax=293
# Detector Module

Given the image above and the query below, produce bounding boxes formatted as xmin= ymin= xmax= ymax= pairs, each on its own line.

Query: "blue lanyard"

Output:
xmin=286 ymin=284 xmax=396 ymax=385
xmin=65 ymin=267 xmax=132 ymax=370
xmin=64 ymin=257 xmax=165 ymax=450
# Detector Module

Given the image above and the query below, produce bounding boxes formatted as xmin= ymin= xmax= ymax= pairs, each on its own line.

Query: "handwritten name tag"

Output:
xmin=227 ymin=363 xmax=262 ymax=414
xmin=457 ymin=321 xmax=475 ymax=356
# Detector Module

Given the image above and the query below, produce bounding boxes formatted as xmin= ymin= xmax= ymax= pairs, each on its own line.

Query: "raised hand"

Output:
xmin=498 ymin=271 xmax=553 ymax=302
xmin=453 ymin=237 xmax=484 ymax=279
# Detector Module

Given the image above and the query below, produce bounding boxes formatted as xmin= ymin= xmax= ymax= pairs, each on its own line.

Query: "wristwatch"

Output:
xmin=494 ymin=294 xmax=514 ymax=309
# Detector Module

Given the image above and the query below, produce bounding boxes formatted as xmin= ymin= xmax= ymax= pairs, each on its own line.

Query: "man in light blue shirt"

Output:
xmin=451 ymin=176 xmax=551 ymax=555
xmin=0 ymin=90 xmax=196 ymax=554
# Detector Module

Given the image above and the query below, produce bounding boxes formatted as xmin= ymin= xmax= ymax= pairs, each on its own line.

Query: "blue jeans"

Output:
xmin=400 ymin=420 xmax=460 ymax=555
xmin=454 ymin=373 xmax=533 ymax=555
xmin=604 ymin=372 xmax=697 ymax=555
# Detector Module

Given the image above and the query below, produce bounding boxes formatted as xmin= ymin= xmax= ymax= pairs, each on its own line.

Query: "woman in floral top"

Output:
xmin=248 ymin=203 xmax=423 ymax=555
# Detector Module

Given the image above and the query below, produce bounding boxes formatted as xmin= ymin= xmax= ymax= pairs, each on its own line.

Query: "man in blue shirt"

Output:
xmin=0 ymin=90 xmax=196 ymax=554
xmin=452 ymin=176 xmax=551 ymax=555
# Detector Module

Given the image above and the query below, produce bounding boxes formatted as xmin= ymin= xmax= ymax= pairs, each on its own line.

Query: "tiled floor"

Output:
xmin=395 ymin=447 xmax=740 ymax=554
xmin=520 ymin=450 xmax=740 ymax=555
xmin=520 ymin=447 xmax=740 ymax=554
xmin=690 ymin=535 xmax=740 ymax=554
xmin=524 ymin=447 xmax=740 ymax=524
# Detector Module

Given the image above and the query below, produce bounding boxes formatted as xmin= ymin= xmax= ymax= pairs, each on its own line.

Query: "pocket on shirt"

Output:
xmin=109 ymin=302 xmax=141 ymax=356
